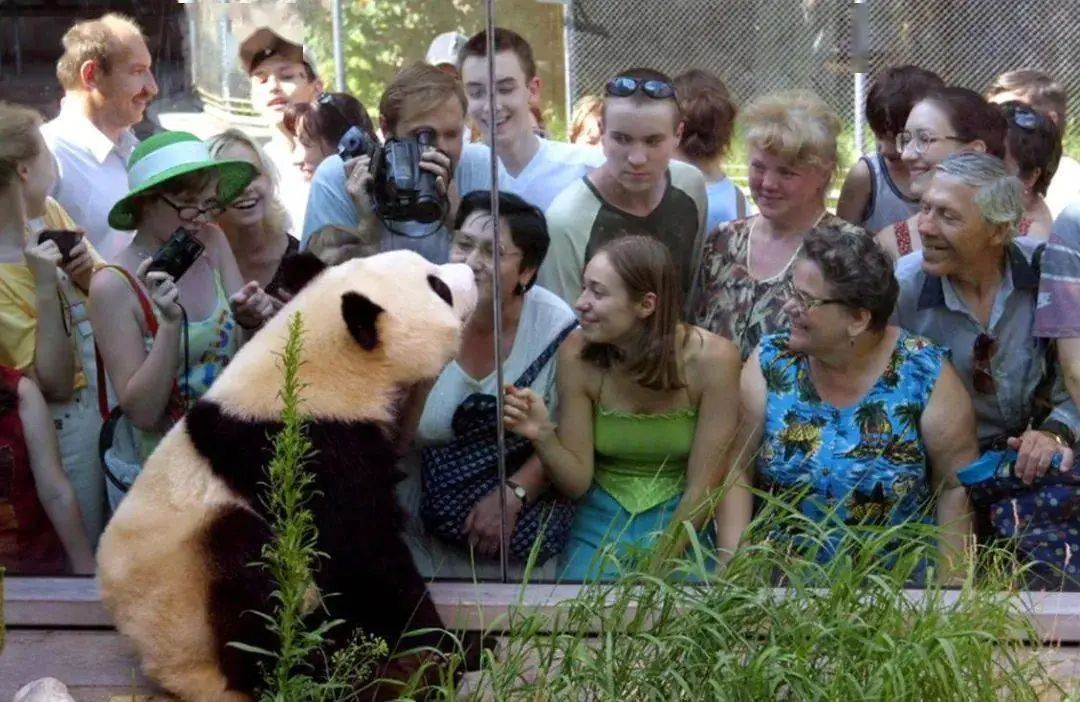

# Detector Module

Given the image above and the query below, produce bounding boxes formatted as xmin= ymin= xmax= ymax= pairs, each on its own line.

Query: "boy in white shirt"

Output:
xmin=454 ymin=27 xmax=603 ymax=211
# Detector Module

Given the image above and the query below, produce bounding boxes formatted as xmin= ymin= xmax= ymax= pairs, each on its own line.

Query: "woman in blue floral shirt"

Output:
xmin=716 ymin=226 xmax=979 ymax=581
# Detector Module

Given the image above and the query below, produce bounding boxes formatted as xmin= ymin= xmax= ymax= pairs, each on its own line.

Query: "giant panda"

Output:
xmin=96 ymin=250 xmax=479 ymax=701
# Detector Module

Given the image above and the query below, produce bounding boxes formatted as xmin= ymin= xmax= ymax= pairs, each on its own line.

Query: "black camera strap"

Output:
xmin=176 ymin=302 xmax=191 ymax=410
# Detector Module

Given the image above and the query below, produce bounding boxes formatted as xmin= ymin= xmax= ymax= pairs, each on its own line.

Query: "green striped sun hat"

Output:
xmin=107 ymin=131 xmax=256 ymax=231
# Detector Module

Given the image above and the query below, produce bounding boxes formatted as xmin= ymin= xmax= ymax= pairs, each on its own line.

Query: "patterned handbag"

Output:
xmin=420 ymin=322 xmax=578 ymax=565
xmin=959 ymin=449 xmax=1080 ymax=590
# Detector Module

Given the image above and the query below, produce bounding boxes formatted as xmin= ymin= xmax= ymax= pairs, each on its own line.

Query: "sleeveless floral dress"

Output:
xmin=756 ymin=330 xmax=946 ymax=562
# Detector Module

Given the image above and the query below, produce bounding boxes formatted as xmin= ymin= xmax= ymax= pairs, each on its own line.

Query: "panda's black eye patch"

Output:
xmin=428 ymin=275 xmax=453 ymax=307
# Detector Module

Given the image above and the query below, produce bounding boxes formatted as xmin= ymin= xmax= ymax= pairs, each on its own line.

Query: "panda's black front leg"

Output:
xmin=204 ymin=505 xmax=278 ymax=695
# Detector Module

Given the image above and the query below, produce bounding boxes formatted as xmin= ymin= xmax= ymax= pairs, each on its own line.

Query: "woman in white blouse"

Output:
xmin=398 ymin=190 xmax=576 ymax=580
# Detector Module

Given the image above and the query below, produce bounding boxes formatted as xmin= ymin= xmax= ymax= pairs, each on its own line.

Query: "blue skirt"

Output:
xmin=560 ymin=485 xmax=713 ymax=581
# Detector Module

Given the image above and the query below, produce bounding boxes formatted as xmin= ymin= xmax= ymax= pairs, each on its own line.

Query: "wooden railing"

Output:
xmin=4 ymin=576 xmax=1080 ymax=699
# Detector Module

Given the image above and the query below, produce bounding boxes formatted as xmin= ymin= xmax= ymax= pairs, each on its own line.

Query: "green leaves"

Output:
xmin=437 ymin=493 xmax=1063 ymax=701
xmin=229 ymin=312 xmax=387 ymax=701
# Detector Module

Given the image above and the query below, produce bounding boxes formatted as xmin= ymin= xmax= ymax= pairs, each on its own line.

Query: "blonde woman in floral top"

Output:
xmin=688 ymin=91 xmax=869 ymax=360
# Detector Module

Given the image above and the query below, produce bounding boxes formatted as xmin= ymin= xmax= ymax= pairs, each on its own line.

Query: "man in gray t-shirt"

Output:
xmin=539 ymin=68 xmax=707 ymax=307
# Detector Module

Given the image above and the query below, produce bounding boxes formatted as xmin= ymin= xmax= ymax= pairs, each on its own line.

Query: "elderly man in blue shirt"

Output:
xmin=894 ymin=151 xmax=1078 ymax=483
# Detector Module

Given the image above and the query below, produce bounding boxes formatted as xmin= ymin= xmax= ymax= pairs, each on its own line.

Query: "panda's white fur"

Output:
xmin=96 ymin=250 xmax=476 ymax=701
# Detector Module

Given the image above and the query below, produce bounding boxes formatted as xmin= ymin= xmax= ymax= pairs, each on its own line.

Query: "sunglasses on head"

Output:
xmin=604 ymin=76 xmax=677 ymax=101
xmin=1002 ymin=102 xmax=1047 ymax=132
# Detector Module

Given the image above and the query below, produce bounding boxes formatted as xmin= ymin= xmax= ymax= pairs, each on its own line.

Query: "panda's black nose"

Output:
xmin=428 ymin=275 xmax=453 ymax=307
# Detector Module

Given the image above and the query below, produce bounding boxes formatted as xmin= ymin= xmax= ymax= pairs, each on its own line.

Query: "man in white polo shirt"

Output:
xmin=41 ymin=13 xmax=158 ymax=261
xmin=454 ymin=27 xmax=603 ymax=210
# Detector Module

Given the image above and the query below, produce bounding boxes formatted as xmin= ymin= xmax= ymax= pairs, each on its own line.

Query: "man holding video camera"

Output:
xmin=301 ymin=63 xmax=467 ymax=263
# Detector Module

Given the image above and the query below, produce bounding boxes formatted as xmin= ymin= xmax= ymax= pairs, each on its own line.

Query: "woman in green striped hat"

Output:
xmin=89 ymin=130 xmax=278 ymax=509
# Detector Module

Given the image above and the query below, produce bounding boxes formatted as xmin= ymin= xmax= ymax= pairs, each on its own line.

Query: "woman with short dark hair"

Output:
xmin=718 ymin=226 xmax=978 ymax=581
xmin=399 ymin=190 xmax=576 ymax=580
xmin=999 ymin=100 xmax=1062 ymax=240
xmin=284 ymin=92 xmax=378 ymax=181
xmin=836 ymin=64 xmax=944 ymax=234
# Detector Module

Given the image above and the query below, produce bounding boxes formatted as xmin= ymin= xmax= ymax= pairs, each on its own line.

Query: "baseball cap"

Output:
xmin=425 ymin=31 xmax=469 ymax=68
xmin=239 ymin=27 xmax=318 ymax=78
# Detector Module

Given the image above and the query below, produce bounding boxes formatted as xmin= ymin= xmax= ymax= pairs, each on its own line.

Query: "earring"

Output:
xmin=513 ymin=282 xmax=526 ymax=296
xmin=849 ymin=336 xmax=856 ymax=348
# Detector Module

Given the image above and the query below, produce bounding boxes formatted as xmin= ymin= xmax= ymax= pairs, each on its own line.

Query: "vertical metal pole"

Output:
xmin=331 ymin=0 xmax=347 ymax=92
xmin=188 ymin=6 xmax=198 ymax=93
xmin=13 ymin=17 xmax=21 ymax=76
xmin=563 ymin=0 xmax=574 ymax=136
xmin=485 ymin=0 xmax=509 ymax=584
xmin=852 ymin=0 xmax=868 ymax=156
xmin=219 ymin=11 xmax=230 ymax=102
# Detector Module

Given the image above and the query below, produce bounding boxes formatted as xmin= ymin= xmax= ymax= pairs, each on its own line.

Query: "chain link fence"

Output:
xmin=566 ymin=0 xmax=1080 ymax=160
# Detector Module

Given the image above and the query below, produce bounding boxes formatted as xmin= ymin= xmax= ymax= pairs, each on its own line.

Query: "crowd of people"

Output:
xmin=3 ymin=12 xmax=1080 ymax=589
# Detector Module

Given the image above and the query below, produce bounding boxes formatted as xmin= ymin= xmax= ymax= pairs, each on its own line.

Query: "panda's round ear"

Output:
xmin=277 ymin=252 xmax=328 ymax=296
xmin=342 ymin=292 xmax=384 ymax=351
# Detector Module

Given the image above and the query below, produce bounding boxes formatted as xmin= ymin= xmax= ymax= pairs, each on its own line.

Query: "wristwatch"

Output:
xmin=506 ymin=479 xmax=527 ymax=505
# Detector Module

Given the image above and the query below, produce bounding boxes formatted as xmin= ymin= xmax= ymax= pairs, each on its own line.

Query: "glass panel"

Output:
xmin=0 ymin=0 xmax=186 ymax=577
xmin=7 ymin=0 xmax=1076 ymax=592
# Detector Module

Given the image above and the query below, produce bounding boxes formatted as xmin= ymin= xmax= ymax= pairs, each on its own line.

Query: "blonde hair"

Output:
xmin=307 ymin=225 xmax=378 ymax=265
xmin=56 ymin=13 xmax=145 ymax=91
xmin=569 ymin=95 xmax=603 ymax=144
xmin=206 ymin=129 xmax=290 ymax=236
xmin=741 ymin=91 xmax=840 ymax=170
xmin=0 ymin=102 xmax=43 ymax=191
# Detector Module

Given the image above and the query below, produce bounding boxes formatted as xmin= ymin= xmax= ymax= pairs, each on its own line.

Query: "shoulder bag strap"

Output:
xmin=94 ymin=265 xmax=167 ymax=420
xmin=513 ymin=321 xmax=579 ymax=389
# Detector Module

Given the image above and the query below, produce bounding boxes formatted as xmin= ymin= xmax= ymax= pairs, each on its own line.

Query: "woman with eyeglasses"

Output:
xmin=875 ymin=87 xmax=1007 ymax=261
xmin=207 ymin=129 xmax=298 ymax=301
xmin=398 ymin=190 xmax=576 ymax=579
xmin=284 ymin=92 xmax=378 ymax=182
xmin=687 ymin=90 xmax=868 ymax=362
xmin=718 ymin=225 xmax=978 ymax=581
xmin=999 ymin=101 xmax=1062 ymax=241
xmin=89 ymin=131 xmax=276 ymax=507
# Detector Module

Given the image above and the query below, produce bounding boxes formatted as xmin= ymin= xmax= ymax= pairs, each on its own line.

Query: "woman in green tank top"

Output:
xmin=504 ymin=235 xmax=742 ymax=581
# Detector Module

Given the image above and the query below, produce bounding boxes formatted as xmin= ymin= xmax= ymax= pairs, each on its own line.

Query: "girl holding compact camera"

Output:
xmin=0 ymin=101 xmax=107 ymax=554
xmin=89 ymin=131 xmax=276 ymax=509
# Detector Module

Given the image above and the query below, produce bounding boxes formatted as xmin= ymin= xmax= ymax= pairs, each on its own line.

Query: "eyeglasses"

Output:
xmin=604 ymin=76 xmax=677 ymax=100
xmin=789 ymin=287 xmax=846 ymax=312
xmin=896 ymin=130 xmax=963 ymax=155
xmin=158 ymin=195 xmax=225 ymax=223
xmin=451 ymin=234 xmax=522 ymax=263
xmin=972 ymin=332 xmax=997 ymax=395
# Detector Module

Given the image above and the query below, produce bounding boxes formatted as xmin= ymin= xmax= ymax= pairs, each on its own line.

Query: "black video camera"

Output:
xmin=338 ymin=126 xmax=444 ymax=225
xmin=147 ymin=228 xmax=204 ymax=281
